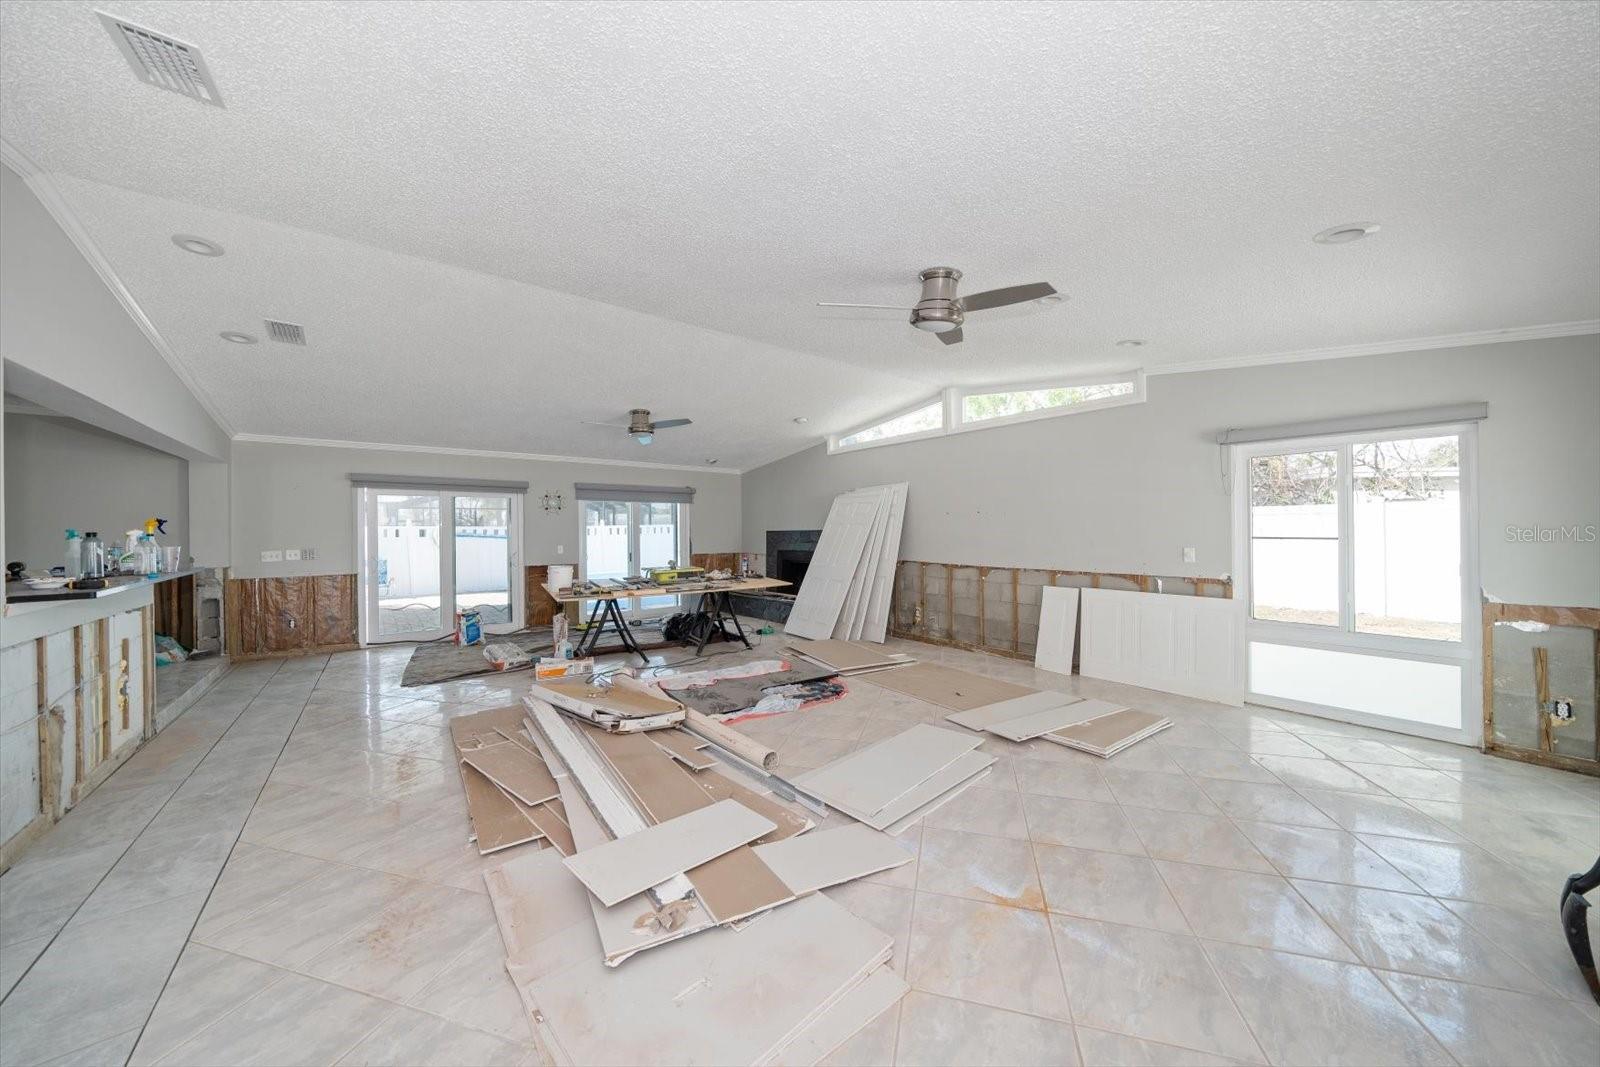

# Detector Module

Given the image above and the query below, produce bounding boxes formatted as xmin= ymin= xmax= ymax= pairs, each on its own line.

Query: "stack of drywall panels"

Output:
xmin=943 ymin=691 xmax=1171 ymax=756
xmin=785 ymin=638 xmax=914 ymax=675
xmin=792 ymin=723 xmax=995 ymax=832
xmin=482 ymin=696 xmax=915 ymax=1063
xmin=785 ymin=483 xmax=908 ymax=643
xmin=449 ymin=705 xmax=573 ymax=855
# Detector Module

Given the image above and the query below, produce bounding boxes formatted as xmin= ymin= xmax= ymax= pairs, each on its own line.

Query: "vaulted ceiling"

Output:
xmin=2 ymin=1 xmax=1596 ymax=469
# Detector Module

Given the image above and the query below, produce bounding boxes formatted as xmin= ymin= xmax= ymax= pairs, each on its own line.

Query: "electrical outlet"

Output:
xmin=557 ymin=544 xmax=564 ymax=555
xmin=284 ymin=548 xmax=302 ymax=562
xmin=260 ymin=549 xmax=283 ymax=563
xmin=301 ymin=547 xmax=316 ymax=561
xmin=1183 ymin=547 xmax=1197 ymax=563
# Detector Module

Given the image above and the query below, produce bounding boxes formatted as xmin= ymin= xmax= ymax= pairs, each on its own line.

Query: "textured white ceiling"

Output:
xmin=1 ymin=0 xmax=1596 ymax=468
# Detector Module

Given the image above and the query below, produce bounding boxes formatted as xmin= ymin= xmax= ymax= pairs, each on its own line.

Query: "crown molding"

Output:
xmin=230 ymin=432 xmax=743 ymax=474
xmin=0 ymin=137 xmax=236 ymax=436
xmin=1144 ymin=320 xmax=1600 ymax=377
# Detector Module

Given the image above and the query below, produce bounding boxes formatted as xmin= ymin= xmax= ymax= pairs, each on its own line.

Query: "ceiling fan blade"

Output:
xmin=937 ymin=327 xmax=964 ymax=346
xmin=651 ymin=418 xmax=692 ymax=429
xmin=581 ymin=420 xmax=626 ymax=428
xmin=816 ymin=302 xmax=915 ymax=310
xmin=959 ymin=282 xmax=1057 ymax=313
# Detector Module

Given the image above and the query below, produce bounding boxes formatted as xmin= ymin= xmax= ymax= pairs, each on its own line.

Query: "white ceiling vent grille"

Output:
xmin=97 ymin=12 xmax=224 ymax=107
xmin=264 ymin=320 xmax=306 ymax=345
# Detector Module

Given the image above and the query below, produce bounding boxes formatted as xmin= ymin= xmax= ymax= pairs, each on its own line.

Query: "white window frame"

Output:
xmin=953 ymin=371 xmax=1146 ymax=432
xmin=827 ymin=394 xmax=947 ymax=455
xmin=576 ymin=500 xmax=693 ymax=620
xmin=827 ymin=372 xmax=1146 ymax=456
xmin=1230 ymin=421 xmax=1481 ymax=744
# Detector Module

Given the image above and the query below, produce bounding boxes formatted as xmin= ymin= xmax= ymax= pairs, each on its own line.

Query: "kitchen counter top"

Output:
xmin=4 ymin=568 xmax=199 ymax=606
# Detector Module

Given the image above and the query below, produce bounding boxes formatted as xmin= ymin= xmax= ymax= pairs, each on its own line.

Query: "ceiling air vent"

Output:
xmin=97 ymin=12 xmax=224 ymax=107
xmin=264 ymin=320 xmax=306 ymax=345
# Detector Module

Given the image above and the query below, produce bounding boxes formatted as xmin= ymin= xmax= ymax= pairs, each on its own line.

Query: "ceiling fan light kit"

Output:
xmin=580 ymin=407 xmax=692 ymax=446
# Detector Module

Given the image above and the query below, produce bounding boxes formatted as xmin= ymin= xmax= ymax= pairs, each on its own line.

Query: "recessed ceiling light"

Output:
xmin=1313 ymin=222 xmax=1380 ymax=245
xmin=173 ymin=234 xmax=224 ymax=256
xmin=706 ymin=458 xmax=719 ymax=465
xmin=219 ymin=331 xmax=256 ymax=344
xmin=1116 ymin=339 xmax=1146 ymax=347
xmin=793 ymin=416 xmax=809 ymax=424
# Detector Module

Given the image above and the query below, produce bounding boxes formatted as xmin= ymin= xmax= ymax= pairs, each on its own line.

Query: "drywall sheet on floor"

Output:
xmin=946 ymin=690 xmax=1079 ymax=731
xmin=460 ymin=742 xmax=560 ymax=806
xmin=794 ymin=724 xmax=982 ymax=817
xmin=786 ymin=639 xmax=911 ymax=673
xmin=752 ymin=824 xmax=912 ymax=894
xmin=862 ymin=662 xmax=1034 ymax=710
xmin=1079 ymin=588 xmax=1245 ymax=704
xmin=1045 ymin=708 xmax=1171 ymax=757
xmin=1034 ymin=586 xmax=1079 ymax=675
xmin=460 ymin=762 xmax=542 ymax=853
xmin=562 ymin=799 xmax=777 ymax=906
xmin=499 ymin=850 xmax=894 ymax=1066
xmin=881 ymin=761 xmax=993 ymax=835
xmin=771 ymin=966 xmax=908 ymax=1067
xmin=785 ymin=489 xmax=884 ymax=640
xmin=650 ymin=729 xmax=717 ymax=769
xmin=985 ymin=699 xmax=1120 ymax=742
xmin=582 ymin=722 xmax=795 ymax=925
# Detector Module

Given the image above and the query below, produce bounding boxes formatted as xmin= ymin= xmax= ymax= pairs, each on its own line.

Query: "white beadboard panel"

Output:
xmin=1079 ymin=588 xmax=1245 ymax=705
xmin=1034 ymin=586 xmax=1080 ymax=676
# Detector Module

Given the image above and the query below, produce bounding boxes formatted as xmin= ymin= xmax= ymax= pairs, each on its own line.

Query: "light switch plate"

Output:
xmin=1182 ymin=547 xmax=1197 ymax=563
xmin=301 ymin=547 xmax=316 ymax=561
xmin=261 ymin=549 xmax=283 ymax=563
xmin=556 ymin=545 xmax=564 ymax=555
xmin=284 ymin=548 xmax=302 ymax=562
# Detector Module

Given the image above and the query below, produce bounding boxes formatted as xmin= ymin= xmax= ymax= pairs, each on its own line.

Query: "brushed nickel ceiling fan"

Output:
xmin=818 ymin=267 xmax=1062 ymax=346
xmin=582 ymin=408 xmax=692 ymax=445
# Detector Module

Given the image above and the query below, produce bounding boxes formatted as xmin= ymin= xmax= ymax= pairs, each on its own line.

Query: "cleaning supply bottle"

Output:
xmin=143 ymin=535 xmax=159 ymax=579
xmin=64 ymin=529 xmax=82 ymax=579
xmin=82 ymin=531 xmax=105 ymax=578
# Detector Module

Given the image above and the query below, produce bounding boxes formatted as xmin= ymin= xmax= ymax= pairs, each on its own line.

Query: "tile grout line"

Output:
xmin=0 ymin=666 xmax=283 ymax=1014
xmin=123 ymin=657 xmax=332 ymax=1067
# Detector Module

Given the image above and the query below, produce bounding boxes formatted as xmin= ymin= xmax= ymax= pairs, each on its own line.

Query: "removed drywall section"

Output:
xmin=743 ymin=335 xmax=1600 ymax=608
xmin=227 ymin=438 xmax=741 ymax=579
xmin=3 ymin=414 xmax=187 ymax=573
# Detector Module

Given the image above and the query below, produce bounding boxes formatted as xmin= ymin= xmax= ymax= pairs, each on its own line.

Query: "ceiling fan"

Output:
xmin=818 ymin=267 xmax=1061 ymax=346
xmin=583 ymin=408 xmax=692 ymax=445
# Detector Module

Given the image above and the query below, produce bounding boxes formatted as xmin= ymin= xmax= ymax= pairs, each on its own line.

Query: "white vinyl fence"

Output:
xmin=378 ymin=526 xmax=508 ymax=597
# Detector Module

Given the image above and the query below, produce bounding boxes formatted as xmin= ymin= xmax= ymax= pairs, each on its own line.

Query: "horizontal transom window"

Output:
xmin=828 ymin=373 xmax=1144 ymax=455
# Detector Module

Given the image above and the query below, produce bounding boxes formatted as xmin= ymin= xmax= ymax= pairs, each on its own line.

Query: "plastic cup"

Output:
xmin=163 ymin=546 xmax=183 ymax=572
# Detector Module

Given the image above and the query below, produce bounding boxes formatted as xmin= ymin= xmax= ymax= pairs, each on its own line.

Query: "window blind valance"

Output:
xmin=348 ymin=474 xmax=529 ymax=494
xmin=1215 ymin=403 xmax=1487 ymax=446
xmin=574 ymin=483 xmax=696 ymax=504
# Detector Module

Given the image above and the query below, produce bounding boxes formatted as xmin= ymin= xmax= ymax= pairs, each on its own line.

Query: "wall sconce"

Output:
xmin=541 ymin=492 xmax=564 ymax=512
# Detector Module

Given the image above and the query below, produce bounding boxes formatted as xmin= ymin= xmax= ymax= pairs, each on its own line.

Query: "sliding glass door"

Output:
xmin=1234 ymin=425 xmax=1478 ymax=742
xmin=358 ymin=487 xmax=523 ymax=644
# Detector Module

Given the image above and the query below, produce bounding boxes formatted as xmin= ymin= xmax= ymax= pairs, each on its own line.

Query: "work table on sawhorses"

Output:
xmin=541 ymin=576 xmax=790 ymax=663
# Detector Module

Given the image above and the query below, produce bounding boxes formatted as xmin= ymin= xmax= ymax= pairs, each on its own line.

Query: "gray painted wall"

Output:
xmin=0 ymin=166 xmax=228 ymax=462
xmin=742 ymin=335 xmax=1600 ymax=608
xmin=4 ymin=414 xmax=188 ymax=573
xmin=229 ymin=440 xmax=741 ymax=579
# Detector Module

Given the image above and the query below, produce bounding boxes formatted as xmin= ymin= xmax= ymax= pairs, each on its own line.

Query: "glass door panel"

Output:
xmin=1353 ymin=435 xmax=1462 ymax=641
xmin=636 ymin=501 xmax=682 ymax=613
xmin=454 ymin=494 xmax=513 ymax=628
xmin=374 ymin=491 xmax=446 ymax=639
xmin=1248 ymin=450 xmax=1340 ymax=626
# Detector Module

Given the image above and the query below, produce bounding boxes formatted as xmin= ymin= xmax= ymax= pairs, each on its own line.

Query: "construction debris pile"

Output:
xmin=447 ymin=633 xmax=1171 ymax=1064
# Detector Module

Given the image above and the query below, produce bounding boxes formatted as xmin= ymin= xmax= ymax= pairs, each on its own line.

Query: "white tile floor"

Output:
xmin=1 ymin=630 xmax=1596 ymax=1066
